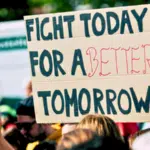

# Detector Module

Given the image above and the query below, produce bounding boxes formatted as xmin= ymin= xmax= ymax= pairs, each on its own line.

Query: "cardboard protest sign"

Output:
xmin=24 ymin=4 xmax=150 ymax=123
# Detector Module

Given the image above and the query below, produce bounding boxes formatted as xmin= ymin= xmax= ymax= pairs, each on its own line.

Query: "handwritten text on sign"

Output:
xmin=25 ymin=4 xmax=150 ymax=123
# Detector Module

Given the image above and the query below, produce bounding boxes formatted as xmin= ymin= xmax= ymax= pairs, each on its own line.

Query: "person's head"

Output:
xmin=131 ymin=130 xmax=150 ymax=150
xmin=0 ymin=105 xmax=16 ymax=127
xmin=77 ymin=114 xmax=123 ymax=141
xmin=129 ymin=128 xmax=150 ymax=149
xmin=57 ymin=129 xmax=129 ymax=150
xmin=16 ymin=96 xmax=52 ymax=142
xmin=57 ymin=128 xmax=97 ymax=150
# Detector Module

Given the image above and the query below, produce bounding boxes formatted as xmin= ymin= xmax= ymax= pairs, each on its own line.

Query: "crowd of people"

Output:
xmin=0 ymin=81 xmax=150 ymax=150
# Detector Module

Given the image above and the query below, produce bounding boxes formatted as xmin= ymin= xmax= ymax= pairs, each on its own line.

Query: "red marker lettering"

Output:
xmin=111 ymin=47 xmax=121 ymax=74
xmin=99 ymin=48 xmax=111 ymax=76
xmin=86 ymin=47 xmax=99 ymax=77
xmin=131 ymin=47 xmax=140 ymax=74
xmin=121 ymin=47 xmax=130 ymax=74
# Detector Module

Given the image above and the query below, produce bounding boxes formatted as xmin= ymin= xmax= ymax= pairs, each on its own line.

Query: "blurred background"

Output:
xmin=0 ymin=0 xmax=150 ymax=110
xmin=0 ymin=0 xmax=150 ymax=21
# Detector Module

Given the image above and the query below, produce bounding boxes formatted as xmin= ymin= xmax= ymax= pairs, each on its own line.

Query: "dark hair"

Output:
xmin=17 ymin=96 xmax=35 ymax=118
xmin=71 ymin=136 xmax=129 ymax=150
xmin=34 ymin=140 xmax=56 ymax=150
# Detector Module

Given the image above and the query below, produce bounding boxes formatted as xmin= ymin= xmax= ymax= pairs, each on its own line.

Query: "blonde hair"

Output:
xmin=77 ymin=114 xmax=123 ymax=141
xmin=57 ymin=129 xmax=97 ymax=150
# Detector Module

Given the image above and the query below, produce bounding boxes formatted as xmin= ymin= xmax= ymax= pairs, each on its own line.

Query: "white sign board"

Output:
xmin=24 ymin=4 xmax=150 ymax=123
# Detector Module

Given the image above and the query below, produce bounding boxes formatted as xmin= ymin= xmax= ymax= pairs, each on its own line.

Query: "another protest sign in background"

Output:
xmin=0 ymin=20 xmax=30 ymax=97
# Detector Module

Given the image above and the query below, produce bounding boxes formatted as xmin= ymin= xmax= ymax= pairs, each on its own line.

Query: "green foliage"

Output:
xmin=28 ymin=0 xmax=51 ymax=7
xmin=49 ymin=0 xmax=73 ymax=12
xmin=0 ymin=0 xmax=148 ymax=21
